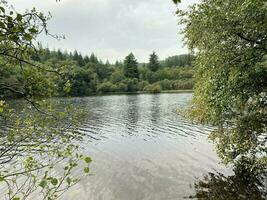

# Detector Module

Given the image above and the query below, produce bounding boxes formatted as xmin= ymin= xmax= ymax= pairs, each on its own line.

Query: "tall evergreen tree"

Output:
xmin=77 ymin=53 xmax=84 ymax=66
xmin=105 ymin=60 xmax=110 ymax=66
xmin=148 ymin=51 xmax=160 ymax=72
xmin=69 ymin=51 xmax=73 ymax=59
xmin=115 ymin=60 xmax=120 ymax=67
xmin=57 ymin=49 xmax=64 ymax=60
xmin=123 ymin=53 xmax=139 ymax=79
xmin=73 ymin=50 xmax=79 ymax=61
xmin=45 ymin=48 xmax=51 ymax=59
xmin=73 ymin=50 xmax=84 ymax=66
xmin=89 ymin=53 xmax=98 ymax=64
xmin=84 ymin=55 xmax=90 ymax=64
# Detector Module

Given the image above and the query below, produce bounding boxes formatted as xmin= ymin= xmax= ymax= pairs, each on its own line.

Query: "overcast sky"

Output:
xmin=9 ymin=0 xmax=198 ymax=63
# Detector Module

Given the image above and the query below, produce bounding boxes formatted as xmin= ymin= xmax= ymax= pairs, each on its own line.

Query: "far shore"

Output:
xmin=95 ymin=90 xmax=193 ymax=96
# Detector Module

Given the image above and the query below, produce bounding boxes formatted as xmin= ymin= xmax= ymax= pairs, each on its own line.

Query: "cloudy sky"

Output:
xmin=10 ymin=0 xmax=198 ymax=63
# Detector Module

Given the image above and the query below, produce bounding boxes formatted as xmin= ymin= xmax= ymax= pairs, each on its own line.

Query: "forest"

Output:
xmin=0 ymin=49 xmax=194 ymax=98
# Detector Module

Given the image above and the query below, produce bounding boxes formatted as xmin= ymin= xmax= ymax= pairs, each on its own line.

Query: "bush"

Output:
xmin=157 ymin=79 xmax=172 ymax=90
xmin=122 ymin=78 xmax=139 ymax=92
xmin=137 ymin=80 xmax=149 ymax=91
xmin=96 ymin=81 xmax=116 ymax=93
xmin=173 ymin=80 xmax=194 ymax=90
xmin=115 ymin=82 xmax=128 ymax=92
xmin=143 ymin=83 xmax=162 ymax=93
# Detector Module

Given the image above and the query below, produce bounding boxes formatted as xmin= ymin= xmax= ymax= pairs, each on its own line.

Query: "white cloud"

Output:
xmin=9 ymin=0 xmax=198 ymax=63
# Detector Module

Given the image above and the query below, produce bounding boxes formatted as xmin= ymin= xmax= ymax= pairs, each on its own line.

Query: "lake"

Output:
xmin=60 ymin=93 xmax=235 ymax=199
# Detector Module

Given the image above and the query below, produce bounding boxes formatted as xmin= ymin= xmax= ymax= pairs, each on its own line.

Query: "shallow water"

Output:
xmin=61 ymin=93 xmax=234 ymax=200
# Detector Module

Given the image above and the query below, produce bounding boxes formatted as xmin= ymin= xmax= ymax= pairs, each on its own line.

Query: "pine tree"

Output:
xmin=73 ymin=50 xmax=84 ymax=66
xmin=115 ymin=60 xmax=120 ymax=67
xmin=89 ymin=53 xmax=98 ymax=64
xmin=148 ymin=51 xmax=160 ymax=72
xmin=105 ymin=60 xmax=110 ymax=66
xmin=123 ymin=53 xmax=139 ymax=79
xmin=57 ymin=49 xmax=64 ymax=60
xmin=84 ymin=55 xmax=90 ymax=64
xmin=43 ymin=48 xmax=51 ymax=61
xmin=73 ymin=50 xmax=79 ymax=61
xmin=77 ymin=53 xmax=84 ymax=66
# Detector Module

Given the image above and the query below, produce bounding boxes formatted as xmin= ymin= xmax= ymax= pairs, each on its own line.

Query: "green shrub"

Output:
xmin=122 ymin=78 xmax=139 ymax=92
xmin=173 ymin=80 xmax=194 ymax=90
xmin=137 ymin=80 xmax=149 ymax=91
xmin=144 ymin=83 xmax=162 ymax=93
xmin=115 ymin=82 xmax=128 ymax=92
xmin=96 ymin=81 xmax=116 ymax=93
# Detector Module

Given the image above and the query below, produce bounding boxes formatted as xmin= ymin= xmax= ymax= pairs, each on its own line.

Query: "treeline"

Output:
xmin=0 ymin=49 xmax=195 ymax=97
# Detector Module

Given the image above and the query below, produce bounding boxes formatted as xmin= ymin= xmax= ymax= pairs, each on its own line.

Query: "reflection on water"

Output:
xmin=125 ymin=95 xmax=139 ymax=135
xmin=58 ymin=93 xmax=265 ymax=200
xmin=188 ymin=172 xmax=267 ymax=200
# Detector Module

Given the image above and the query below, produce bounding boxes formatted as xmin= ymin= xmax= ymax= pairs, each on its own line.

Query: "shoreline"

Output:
xmin=5 ymin=90 xmax=194 ymax=101
xmin=93 ymin=90 xmax=193 ymax=96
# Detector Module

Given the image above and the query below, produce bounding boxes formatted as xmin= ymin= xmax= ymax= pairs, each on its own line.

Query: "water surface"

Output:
xmin=61 ymin=93 xmax=234 ymax=199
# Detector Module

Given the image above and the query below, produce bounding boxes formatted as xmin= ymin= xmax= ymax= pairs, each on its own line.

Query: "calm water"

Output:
xmin=60 ymin=93 xmax=235 ymax=200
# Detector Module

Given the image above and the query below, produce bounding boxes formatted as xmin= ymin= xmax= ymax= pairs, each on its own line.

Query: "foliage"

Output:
xmin=97 ymin=81 xmax=117 ymax=93
xmin=148 ymin=51 xmax=160 ymax=72
xmin=110 ymin=68 xmax=125 ymax=83
xmin=143 ymin=83 xmax=162 ymax=93
xmin=0 ymin=101 xmax=91 ymax=200
xmin=177 ymin=0 xmax=267 ymax=173
xmin=1 ymin=45 xmax=195 ymax=97
xmin=0 ymin=1 xmax=91 ymax=199
xmin=137 ymin=80 xmax=149 ymax=91
xmin=123 ymin=53 xmax=139 ymax=79
xmin=188 ymin=171 xmax=266 ymax=199
xmin=163 ymin=54 xmax=194 ymax=68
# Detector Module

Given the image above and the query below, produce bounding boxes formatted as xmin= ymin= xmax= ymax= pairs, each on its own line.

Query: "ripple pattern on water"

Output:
xmin=59 ymin=93 xmax=233 ymax=200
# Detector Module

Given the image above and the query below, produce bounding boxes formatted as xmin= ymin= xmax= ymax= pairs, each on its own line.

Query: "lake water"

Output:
xmin=61 ymin=93 xmax=235 ymax=200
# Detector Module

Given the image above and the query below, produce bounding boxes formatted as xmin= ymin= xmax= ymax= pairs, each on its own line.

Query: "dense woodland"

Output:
xmin=0 ymin=49 xmax=194 ymax=98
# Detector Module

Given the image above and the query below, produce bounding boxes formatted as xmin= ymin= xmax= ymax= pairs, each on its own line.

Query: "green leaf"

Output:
xmin=16 ymin=14 xmax=22 ymax=21
xmin=13 ymin=198 xmax=20 ymax=200
xmin=0 ymin=7 xmax=5 ymax=13
xmin=24 ymin=33 xmax=32 ymax=41
xmin=84 ymin=157 xmax=92 ymax=163
xmin=29 ymin=28 xmax=38 ymax=34
xmin=39 ymin=180 xmax=47 ymax=188
xmin=66 ymin=177 xmax=71 ymax=185
xmin=51 ymin=178 xmax=58 ymax=186
xmin=84 ymin=167 xmax=90 ymax=173
xmin=0 ymin=176 xmax=4 ymax=182
xmin=172 ymin=0 xmax=181 ymax=4
xmin=0 ymin=21 xmax=5 ymax=29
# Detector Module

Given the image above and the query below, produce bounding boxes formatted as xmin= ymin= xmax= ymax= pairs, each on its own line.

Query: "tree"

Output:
xmin=84 ymin=55 xmax=90 ymax=64
xmin=148 ymin=51 xmax=160 ymax=72
xmin=164 ymin=54 xmax=194 ymax=67
xmin=110 ymin=68 xmax=125 ymax=83
xmin=115 ymin=60 xmax=122 ymax=67
xmin=73 ymin=51 xmax=84 ymax=66
xmin=0 ymin=1 xmax=91 ymax=199
xmin=57 ymin=49 xmax=65 ymax=60
xmin=89 ymin=53 xmax=98 ymax=64
xmin=175 ymin=0 xmax=267 ymax=173
xmin=190 ymin=171 xmax=264 ymax=199
xmin=123 ymin=53 xmax=139 ymax=79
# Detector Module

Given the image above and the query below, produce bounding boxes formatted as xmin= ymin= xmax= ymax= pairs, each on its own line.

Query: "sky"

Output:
xmin=9 ymin=0 xmax=198 ymax=63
